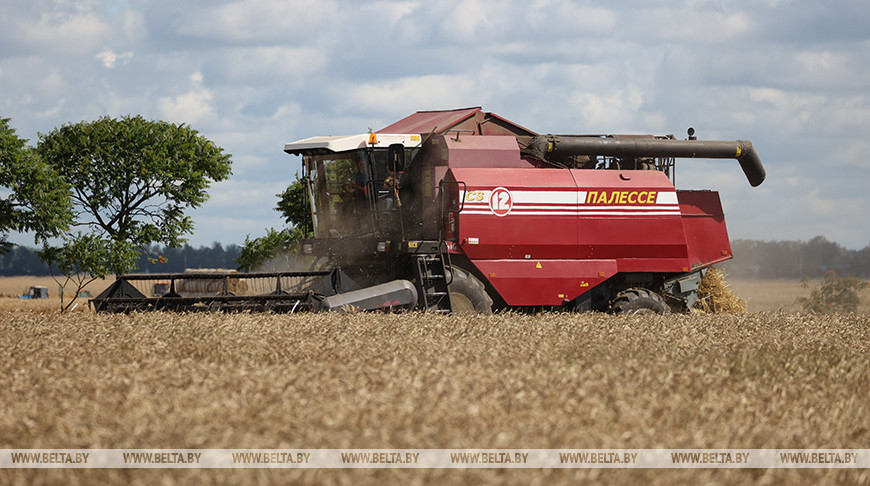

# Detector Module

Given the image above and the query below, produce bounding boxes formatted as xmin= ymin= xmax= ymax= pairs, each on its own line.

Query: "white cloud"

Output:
xmin=158 ymin=88 xmax=215 ymax=124
xmin=37 ymin=98 xmax=66 ymax=119
xmin=96 ymin=48 xmax=133 ymax=68
xmin=207 ymin=178 xmax=285 ymax=211
xmin=370 ymin=0 xmax=422 ymax=24
xmin=18 ymin=8 xmax=114 ymax=55
xmin=187 ymin=178 xmax=289 ymax=244
xmin=154 ymin=69 xmax=217 ymax=124
xmin=568 ymin=87 xmax=645 ymax=129
xmin=526 ymin=1 xmax=617 ymax=34
xmin=176 ymin=0 xmax=340 ymax=43
xmin=334 ymin=74 xmax=478 ymax=117
xmin=807 ymin=188 xmax=836 ymax=216
xmin=122 ymin=8 xmax=146 ymax=43
xmin=215 ymin=47 xmax=328 ymax=87
xmin=437 ymin=0 xmax=502 ymax=43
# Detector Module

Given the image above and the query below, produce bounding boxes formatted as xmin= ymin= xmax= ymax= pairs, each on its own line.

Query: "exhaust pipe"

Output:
xmin=525 ymin=135 xmax=766 ymax=187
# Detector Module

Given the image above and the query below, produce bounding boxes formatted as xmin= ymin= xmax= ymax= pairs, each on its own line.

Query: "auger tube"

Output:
xmin=525 ymin=135 xmax=766 ymax=186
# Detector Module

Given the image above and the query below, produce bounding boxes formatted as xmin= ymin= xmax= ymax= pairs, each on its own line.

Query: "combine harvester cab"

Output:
xmin=93 ymin=107 xmax=764 ymax=314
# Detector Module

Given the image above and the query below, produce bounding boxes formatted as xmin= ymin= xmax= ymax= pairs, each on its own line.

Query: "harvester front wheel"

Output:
xmin=447 ymin=266 xmax=493 ymax=315
xmin=611 ymin=288 xmax=668 ymax=315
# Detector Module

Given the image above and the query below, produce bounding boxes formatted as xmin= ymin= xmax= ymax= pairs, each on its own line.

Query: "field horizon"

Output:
xmin=3 ymin=275 xmax=869 ymax=314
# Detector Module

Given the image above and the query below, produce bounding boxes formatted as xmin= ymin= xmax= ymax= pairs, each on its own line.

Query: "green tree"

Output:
xmin=275 ymin=176 xmax=312 ymax=230
xmin=797 ymin=270 xmax=869 ymax=313
xmin=0 ymin=118 xmax=72 ymax=252
xmin=39 ymin=233 xmax=138 ymax=311
xmin=36 ymin=115 xmax=232 ymax=310
xmin=237 ymin=175 xmax=312 ymax=271
xmin=237 ymin=227 xmax=305 ymax=272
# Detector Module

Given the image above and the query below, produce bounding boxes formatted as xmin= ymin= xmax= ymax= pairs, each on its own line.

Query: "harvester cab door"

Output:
xmin=305 ymin=153 xmax=372 ymax=238
xmin=366 ymin=144 xmax=405 ymax=237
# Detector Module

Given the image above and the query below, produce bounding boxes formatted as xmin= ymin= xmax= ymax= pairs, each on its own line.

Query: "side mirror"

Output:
xmin=388 ymin=143 xmax=405 ymax=172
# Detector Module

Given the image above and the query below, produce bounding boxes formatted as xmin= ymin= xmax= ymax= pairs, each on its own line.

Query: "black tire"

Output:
xmin=610 ymin=288 xmax=669 ymax=315
xmin=447 ymin=266 xmax=493 ymax=315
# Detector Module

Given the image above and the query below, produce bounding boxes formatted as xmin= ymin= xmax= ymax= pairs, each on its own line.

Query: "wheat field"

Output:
xmin=1 ymin=295 xmax=869 ymax=485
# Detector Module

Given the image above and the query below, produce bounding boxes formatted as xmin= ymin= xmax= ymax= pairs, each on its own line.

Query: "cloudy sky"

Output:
xmin=2 ymin=0 xmax=869 ymax=249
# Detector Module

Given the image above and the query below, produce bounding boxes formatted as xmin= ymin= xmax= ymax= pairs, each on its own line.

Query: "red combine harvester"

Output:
xmin=92 ymin=107 xmax=764 ymax=314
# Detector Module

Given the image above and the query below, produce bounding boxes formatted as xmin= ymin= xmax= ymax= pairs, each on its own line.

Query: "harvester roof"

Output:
xmin=284 ymin=133 xmax=421 ymax=155
xmin=378 ymin=107 xmax=537 ymax=138
xmin=284 ymin=108 xmax=538 ymax=156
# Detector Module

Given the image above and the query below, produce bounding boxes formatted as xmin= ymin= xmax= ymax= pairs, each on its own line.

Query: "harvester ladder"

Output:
xmin=414 ymin=253 xmax=452 ymax=313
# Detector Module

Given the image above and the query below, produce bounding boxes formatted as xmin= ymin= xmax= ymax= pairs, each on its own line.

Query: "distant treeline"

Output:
xmin=2 ymin=236 xmax=868 ymax=279
xmin=0 ymin=243 xmax=241 ymax=276
xmin=723 ymin=237 xmax=870 ymax=279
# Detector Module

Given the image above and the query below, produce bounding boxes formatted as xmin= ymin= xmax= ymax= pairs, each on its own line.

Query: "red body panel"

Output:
xmin=570 ymin=170 xmax=691 ymax=273
xmin=440 ymin=135 xmax=529 ymax=168
xmin=472 ymin=260 xmax=618 ymax=306
xmin=678 ymin=190 xmax=733 ymax=269
xmin=452 ymin=168 xmax=580 ymax=260
xmin=447 ymin=167 xmax=732 ymax=306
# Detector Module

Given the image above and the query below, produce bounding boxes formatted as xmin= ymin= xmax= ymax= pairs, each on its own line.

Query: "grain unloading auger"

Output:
xmin=524 ymin=133 xmax=765 ymax=187
xmin=92 ymin=107 xmax=765 ymax=314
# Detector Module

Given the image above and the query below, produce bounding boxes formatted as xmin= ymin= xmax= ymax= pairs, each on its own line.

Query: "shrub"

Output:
xmin=797 ymin=270 xmax=868 ymax=313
